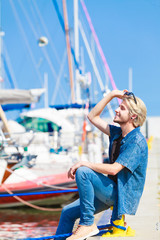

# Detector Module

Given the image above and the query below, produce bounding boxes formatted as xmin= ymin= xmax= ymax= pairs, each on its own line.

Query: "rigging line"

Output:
xmin=0 ymin=0 xmax=1 ymax=32
xmin=1 ymin=54 xmax=15 ymax=89
xmin=41 ymin=47 xmax=57 ymax=79
xmin=0 ymin=165 xmax=77 ymax=190
xmin=51 ymin=71 xmax=72 ymax=104
xmin=79 ymin=21 xmax=114 ymax=118
xmin=3 ymin=42 xmax=18 ymax=88
xmin=32 ymin=0 xmax=61 ymax=65
xmin=51 ymin=49 xmax=67 ymax=105
xmin=52 ymin=0 xmax=80 ymax=72
xmin=9 ymin=0 xmax=43 ymax=86
xmin=17 ymin=0 xmax=57 ymax=80
xmin=78 ymin=21 xmax=104 ymax=92
xmin=52 ymin=0 xmax=65 ymax=30
xmin=80 ymin=0 xmax=120 ymax=105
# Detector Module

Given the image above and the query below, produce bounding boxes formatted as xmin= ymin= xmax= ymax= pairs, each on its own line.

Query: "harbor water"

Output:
xmin=0 ymin=206 xmax=61 ymax=240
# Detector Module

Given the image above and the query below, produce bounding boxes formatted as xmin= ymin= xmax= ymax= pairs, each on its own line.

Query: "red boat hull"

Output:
xmin=0 ymin=172 xmax=77 ymax=208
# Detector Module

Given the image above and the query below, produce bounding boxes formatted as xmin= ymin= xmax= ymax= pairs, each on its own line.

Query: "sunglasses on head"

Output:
xmin=124 ymin=92 xmax=137 ymax=104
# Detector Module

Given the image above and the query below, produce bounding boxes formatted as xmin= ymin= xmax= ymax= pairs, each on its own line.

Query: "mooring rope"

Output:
xmin=18 ymin=224 xmax=112 ymax=240
xmin=110 ymin=219 xmax=126 ymax=231
xmin=1 ymin=185 xmax=63 ymax=212
xmin=18 ymin=220 xmax=127 ymax=240
xmin=0 ymin=165 xmax=77 ymax=211
xmin=1 ymin=165 xmax=76 ymax=190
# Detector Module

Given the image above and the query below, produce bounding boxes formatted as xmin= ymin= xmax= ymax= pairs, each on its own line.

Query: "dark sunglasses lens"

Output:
xmin=124 ymin=92 xmax=137 ymax=104
xmin=124 ymin=92 xmax=131 ymax=96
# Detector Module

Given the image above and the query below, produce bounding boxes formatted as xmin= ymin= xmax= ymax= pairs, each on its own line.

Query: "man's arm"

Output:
xmin=87 ymin=90 xmax=125 ymax=136
xmin=68 ymin=161 xmax=124 ymax=179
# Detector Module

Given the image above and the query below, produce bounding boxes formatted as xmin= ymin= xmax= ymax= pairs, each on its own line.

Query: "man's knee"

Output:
xmin=76 ymin=166 xmax=93 ymax=181
xmin=76 ymin=166 xmax=88 ymax=174
xmin=76 ymin=166 xmax=89 ymax=176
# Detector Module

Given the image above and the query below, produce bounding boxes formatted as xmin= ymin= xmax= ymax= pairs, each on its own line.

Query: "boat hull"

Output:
xmin=0 ymin=172 xmax=77 ymax=208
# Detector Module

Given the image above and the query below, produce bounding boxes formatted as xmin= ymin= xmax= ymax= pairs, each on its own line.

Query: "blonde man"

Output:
xmin=55 ymin=90 xmax=148 ymax=240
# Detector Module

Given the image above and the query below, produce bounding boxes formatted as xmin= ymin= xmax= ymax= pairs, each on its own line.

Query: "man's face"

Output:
xmin=113 ymin=100 xmax=130 ymax=124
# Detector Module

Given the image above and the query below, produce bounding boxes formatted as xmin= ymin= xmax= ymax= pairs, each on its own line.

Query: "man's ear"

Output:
xmin=131 ymin=114 xmax=137 ymax=120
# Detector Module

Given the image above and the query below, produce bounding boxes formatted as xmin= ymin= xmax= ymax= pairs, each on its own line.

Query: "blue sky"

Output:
xmin=1 ymin=0 xmax=160 ymax=118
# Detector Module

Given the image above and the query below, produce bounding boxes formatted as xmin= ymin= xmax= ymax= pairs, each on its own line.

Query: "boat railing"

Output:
xmin=0 ymin=125 xmax=109 ymax=167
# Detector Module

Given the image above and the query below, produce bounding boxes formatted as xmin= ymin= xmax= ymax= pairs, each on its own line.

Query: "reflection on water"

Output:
xmin=0 ymin=207 xmax=61 ymax=240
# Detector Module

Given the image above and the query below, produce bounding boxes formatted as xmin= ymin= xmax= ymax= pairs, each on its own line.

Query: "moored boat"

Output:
xmin=0 ymin=157 xmax=77 ymax=208
xmin=0 ymin=170 xmax=77 ymax=208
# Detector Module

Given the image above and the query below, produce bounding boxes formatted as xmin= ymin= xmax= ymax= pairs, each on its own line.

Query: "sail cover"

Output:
xmin=0 ymin=89 xmax=45 ymax=104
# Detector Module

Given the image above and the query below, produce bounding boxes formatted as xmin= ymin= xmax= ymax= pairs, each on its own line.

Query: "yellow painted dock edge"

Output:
xmin=147 ymin=136 xmax=153 ymax=151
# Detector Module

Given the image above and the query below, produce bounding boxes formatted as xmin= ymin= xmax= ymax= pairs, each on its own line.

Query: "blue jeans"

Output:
xmin=55 ymin=166 xmax=117 ymax=239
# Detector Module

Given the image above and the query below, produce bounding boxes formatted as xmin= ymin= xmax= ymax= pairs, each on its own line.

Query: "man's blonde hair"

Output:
xmin=124 ymin=96 xmax=147 ymax=128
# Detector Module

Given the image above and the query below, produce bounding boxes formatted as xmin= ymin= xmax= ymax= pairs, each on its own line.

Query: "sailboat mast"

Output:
xmin=62 ymin=0 xmax=75 ymax=103
xmin=0 ymin=0 xmax=3 ymax=88
xmin=74 ymin=0 xmax=81 ymax=103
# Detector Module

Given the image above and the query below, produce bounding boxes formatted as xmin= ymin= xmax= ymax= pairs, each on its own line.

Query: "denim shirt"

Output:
xmin=109 ymin=125 xmax=148 ymax=220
